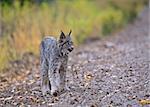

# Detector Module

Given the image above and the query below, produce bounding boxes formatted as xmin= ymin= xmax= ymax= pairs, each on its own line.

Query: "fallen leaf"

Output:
xmin=84 ymin=73 xmax=93 ymax=81
xmin=5 ymin=96 xmax=13 ymax=100
xmin=53 ymin=96 xmax=59 ymax=101
xmin=29 ymin=96 xmax=37 ymax=102
xmin=139 ymin=99 xmax=150 ymax=106
xmin=48 ymin=103 xmax=57 ymax=106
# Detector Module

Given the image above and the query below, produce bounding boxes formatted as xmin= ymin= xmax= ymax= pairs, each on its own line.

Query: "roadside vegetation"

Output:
xmin=0 ymin=0 xmax=148 ymax=70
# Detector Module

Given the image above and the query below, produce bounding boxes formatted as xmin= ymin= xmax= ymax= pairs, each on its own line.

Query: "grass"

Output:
xmin=0 ymin=0 xmax=147 ymax=71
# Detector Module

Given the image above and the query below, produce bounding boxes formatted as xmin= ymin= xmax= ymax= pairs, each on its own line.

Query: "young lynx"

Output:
xmin=40 ymin=30 xmax=74 ymax=96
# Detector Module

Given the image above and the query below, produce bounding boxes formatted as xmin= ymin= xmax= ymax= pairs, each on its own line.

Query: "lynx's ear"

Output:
xmin=60 ymin=31 xmax=66 ymax=40
xmin=68 ymin=30 xmax=72 ymax=36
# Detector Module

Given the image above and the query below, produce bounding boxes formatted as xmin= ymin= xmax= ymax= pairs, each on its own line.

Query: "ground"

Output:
xmin=0 ymin=8 xmax=149 ymax=107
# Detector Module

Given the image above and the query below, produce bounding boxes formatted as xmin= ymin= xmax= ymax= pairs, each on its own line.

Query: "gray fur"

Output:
xmin=40 ymin=31 xmax=73 ymax=96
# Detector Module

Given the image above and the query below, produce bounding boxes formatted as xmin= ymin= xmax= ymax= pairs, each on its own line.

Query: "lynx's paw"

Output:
xmin=41 ymin=85 xmax=50 ymax=95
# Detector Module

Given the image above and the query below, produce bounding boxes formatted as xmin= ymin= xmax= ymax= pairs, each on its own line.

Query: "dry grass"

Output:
xmin=0 ymin=0 xmax=147 ymax=70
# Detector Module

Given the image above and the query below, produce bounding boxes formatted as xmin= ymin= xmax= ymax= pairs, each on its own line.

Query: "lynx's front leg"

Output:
xmin=59 ymin=65 xmax=66 ymax=92
xmin=59 ymin=60 xmax=70 ymax=92
xmin=49 ymin=62 xmax=61 ymax=96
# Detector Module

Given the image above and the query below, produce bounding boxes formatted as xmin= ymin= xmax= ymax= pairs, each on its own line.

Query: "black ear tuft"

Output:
xmin=60 ymin=31 xmax=66 ymax=40
xmin=68 ymin=30 xmax=72 ymax=36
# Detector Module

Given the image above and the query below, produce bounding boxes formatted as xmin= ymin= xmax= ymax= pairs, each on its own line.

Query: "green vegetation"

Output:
xmin=0 ymin=0 xmax=147 ymax=70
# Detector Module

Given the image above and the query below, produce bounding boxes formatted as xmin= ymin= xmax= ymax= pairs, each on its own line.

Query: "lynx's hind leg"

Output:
xmin=41 ymin=59 xmax=51 ymax=95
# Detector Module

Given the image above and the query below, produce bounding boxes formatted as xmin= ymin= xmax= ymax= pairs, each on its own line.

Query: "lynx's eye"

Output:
xmin=67 ymin=42 xmax=70 ymax=45
xmin=68 ymin=41 xmax=73 ymax=45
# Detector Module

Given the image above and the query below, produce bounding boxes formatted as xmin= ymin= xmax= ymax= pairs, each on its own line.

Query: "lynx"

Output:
xmin=40 ymin=30 xmax=74 ymax=96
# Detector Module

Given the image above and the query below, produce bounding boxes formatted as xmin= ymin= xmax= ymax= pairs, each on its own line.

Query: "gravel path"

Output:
xmin=0 ymin=8 xmax=149 ymax=107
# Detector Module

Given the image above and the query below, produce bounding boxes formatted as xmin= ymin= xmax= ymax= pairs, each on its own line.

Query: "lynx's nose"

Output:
xmin=68 ymin=46 xmax=74 ymax=52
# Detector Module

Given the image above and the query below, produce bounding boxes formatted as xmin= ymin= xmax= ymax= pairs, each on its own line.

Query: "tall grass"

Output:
xmin=0 ymin=0 xmax=147 ymax=70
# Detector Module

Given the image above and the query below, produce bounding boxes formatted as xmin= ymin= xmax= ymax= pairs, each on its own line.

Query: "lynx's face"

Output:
xmin=59 ymin=30 xmax=74 ymax=56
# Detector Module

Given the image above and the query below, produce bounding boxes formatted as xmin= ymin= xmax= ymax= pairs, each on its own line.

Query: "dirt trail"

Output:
xmin=0 ymin=8 xmax=149 ymax=107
